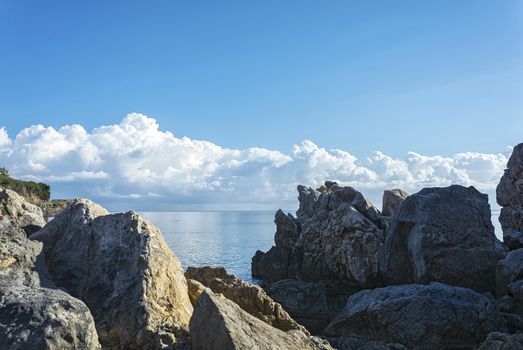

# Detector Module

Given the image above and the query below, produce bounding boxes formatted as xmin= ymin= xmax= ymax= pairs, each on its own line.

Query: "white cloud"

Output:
xmin=0 ymin=113 xmax=510 ymax=211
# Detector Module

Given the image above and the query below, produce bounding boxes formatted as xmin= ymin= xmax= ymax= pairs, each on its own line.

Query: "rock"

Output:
xmin=382 ymin=189 xmax=408 ymax=217
xmin=186 ymin=278 xmax=209 ymax=306
xmin=252 ymin=182 xmax=386 ymax=288
xmin=189 ymin=291 xmax=331 ymax=350
xmin=379 ymin=185 xmax=503 ymax=294
xmin=324 ymin=283 xmax=505 ymax=350
xmin=497 ymin=143 xmax=523 ymax=250
xmin=186 ymin=266 xmax=308 ymax=335
xmin=0 ymin=224 xmax=101 ymax=349
xmin=266 ymin=279 xmax=350 ymax=335
xmin=497 ymin=248 xmax=523 ymax=297
xmin=40 ymin=199 xmax=74 ymax=221
xmin=31 ymin=199 xmax=193 ymax=349
xmin=325 ymin=335 xmax=408 ymax=350
xmin=0 ymin=188 xmax=46 ymax=235
xmin=477 ymin=332 xmax=523 ymax=350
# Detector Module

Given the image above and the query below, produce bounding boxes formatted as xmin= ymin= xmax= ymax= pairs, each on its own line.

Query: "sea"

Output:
xmin=140 ymin=210 xmax=503 ymax=284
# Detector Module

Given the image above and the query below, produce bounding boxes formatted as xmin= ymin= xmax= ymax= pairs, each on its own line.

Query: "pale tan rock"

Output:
xmin=190 ymin=291 xmax=332 ymax=350
xmin=32 ymin=199 xmax=193 ymax=349
xmin=186 ymin=266 xmax=309 ymax=335
xmin=0 ymin=188 xmax=46 ymax=234
xmin=187 ymin=278 xmax=210 ymax=306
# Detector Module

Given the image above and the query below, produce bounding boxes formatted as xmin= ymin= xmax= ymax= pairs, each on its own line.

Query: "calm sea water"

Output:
xmin=140 ymin=211 xmax=277 ymax=282
xmin=140 ymin=210 xmax=503 ymax=283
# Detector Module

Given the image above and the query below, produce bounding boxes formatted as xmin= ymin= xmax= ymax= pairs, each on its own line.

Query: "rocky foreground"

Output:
xmin=1 ymin=143 xmax=523 ymax=349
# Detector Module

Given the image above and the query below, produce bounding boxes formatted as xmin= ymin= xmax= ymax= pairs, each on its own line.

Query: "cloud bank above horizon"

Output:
xmin=0 ymin=113 xmax=511 ymax=211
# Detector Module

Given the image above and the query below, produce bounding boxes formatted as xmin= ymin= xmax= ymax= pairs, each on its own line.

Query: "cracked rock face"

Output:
xmin=382 ymin=188 xmax=409 ymax=217
xmin=252 ymin=182 xmax=386 ymax=288
xmin=0 ymin=188 xmax=46 ymax=235
xmin=189 ymin=291 xmax=332 ymax=350
xmin=31 ymin=199 xmax=193 ymax=349
xmin=185 ymin=266 xmax=309 ymax=335
xmin=497 ymin=143 xmax=523 ymax=250
xmin=379 ymin=185 xmax=504 ymax=294
xmin=0 ymin=223 xmax=100 ymax=349
xmin=324 ymin=283 xmax=506 ymax=350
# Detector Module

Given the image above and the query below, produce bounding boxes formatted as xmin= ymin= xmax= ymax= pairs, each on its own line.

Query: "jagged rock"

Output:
xmin=189 ymin=291 xmax=332 ymax=350
xmin=324 ymin=283 xmax=505 ymax=350
xmin=379 ymin=185 xmax=503 ymax=294
xmin=0 ymin=188 xmax=46 ymax=235
xmin=186 ymin=278 xmax=209 ymax=306
xmin=186 ymin=266 xmax=308 ymax=335
xmin=252 ymin=182 xmax=386 ymax=288
xmin=265 ymin=279 xmax=350 ymax=334
xmin=382 ymin=189 xmax=408 ymax=217
xmin=31 ymin=199 xmax=193 ymax=349
xmin=477 ymin=332 xmax=523 ymax=350
xmin=497 ymin=143 xmax=523 ymax=250
xmin=497 ymin=248 xmax=523 ymax=297
xmin=40 ymin=199 xmax=74 ymax=221
xmin=0 ymin=224 xmax=100 ymax=349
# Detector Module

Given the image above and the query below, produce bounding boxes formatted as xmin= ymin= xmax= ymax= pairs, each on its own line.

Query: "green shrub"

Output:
xmin=0 ymin=167 xmax=50 ymax=201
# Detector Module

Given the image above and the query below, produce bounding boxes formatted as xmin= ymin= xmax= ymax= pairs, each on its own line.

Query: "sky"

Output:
xmin=0 ymin=1 xmax=522 ymax=211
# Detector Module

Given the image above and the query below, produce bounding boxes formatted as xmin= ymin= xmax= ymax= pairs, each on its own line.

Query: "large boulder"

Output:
xmin=379 ymin=185 xmax=503 ymax=294
xmin=1 ymin=224 xmax=100 ymax=349
xmin=265 ymin=279 xmax=350 ymax=335
xmin=382 ymin=189 xmax=408 ymax=217
xmin=324 ymin=283 xmax=505 ymax=350
xmin=185 ymin=266 xmax=308 ymax=334
xmin=0 ymin=188 xmax=46 ymax=235
xmin=497 ymin=248 xmax=523 ymax=297
xmin=31 ymin=199 xmax=193 ymax=349
xmin=497 ymin=143 xmax=523 ymax=250
xmin=189 ymin=291 xmax=332 ymax=350
xmin=252 ymin=182 xmax=386 ymax=288
xmin=477 ymin=332 xmax=523 ymax=350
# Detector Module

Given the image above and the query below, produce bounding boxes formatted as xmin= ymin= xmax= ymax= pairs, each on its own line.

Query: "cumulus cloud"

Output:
xmin=0 ymin=113 xmax=510 ymax=211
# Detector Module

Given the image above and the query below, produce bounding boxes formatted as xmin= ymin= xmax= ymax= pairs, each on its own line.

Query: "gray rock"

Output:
xmin=382 ymin=189 xmax=408 ymax=217
xmin=185 ymin=266 xmax=309 ymax=335
xmin=265 ymin=279 xmax=350 ymax=335
xmin=0 ymin=188 xmax=46 ymax=235
xmin=477 ymin=332 xmax=523 ymax=350
xmin=325 ymin=335 xmax=408 ymax=350
xmin=497 ymin=248 xmax=523 ymax=297
xmin=189 ymin=291 xmax=332 ymax=350
xmin=324 ymin=283 xmax=505 ymax=350
xmin=39 ymin=199 xmax=74 ymax=221
xmin=252 ymin=182 xmax=386 ymax=288
xmin=0 ymin=223 xmax=101 ymax=349
xmin=379 ymin=185 xmax=503 ymax=294
xmin=497 ymin=143 xmax=523 ymax=250
xmin=31 ymin=199 xmax=193 ymax=349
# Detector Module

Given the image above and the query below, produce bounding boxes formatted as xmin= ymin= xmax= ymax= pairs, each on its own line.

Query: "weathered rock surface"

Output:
xmin=382 ymin=189 xmax=408 ymax=217
xmin=252 ymin=182 xmax=386 ymax=288
xmin=31 ymin=199 xmax=193 ymax=349
xmin=0 ymin=188 xmax=46 ymax=235
xmin=265 ymin=279 xmax=350 ymax=334
xmin=379 ymin=185 xmax=503 ymax=294
xmin=325 ymin=335 xmax=408 ymax=350
xmin=324 ymin=283 xmax=505 ymax=350
xmin=477 ymin=332 xmax=523 ymax=350
xmin=186 ymin=266 xmax=308 ymax=334
xmin=1 ymin=223 xmax=100 ymax=349
xmin=497 ymin=143 xmax=523 ymax=250
xmin=497 ymin=248 xmax=523 ymax=297
xmin=189 ymin=291 xmax=332 ymax=350
xmin=40 ymin=199 xmax=74 ymax=221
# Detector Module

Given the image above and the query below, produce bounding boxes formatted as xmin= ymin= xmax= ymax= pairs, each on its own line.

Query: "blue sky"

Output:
xmin=0 ymin=1 xmax=521 ymax=213
xmin=1 ymin=1 xmax=522 ymax=158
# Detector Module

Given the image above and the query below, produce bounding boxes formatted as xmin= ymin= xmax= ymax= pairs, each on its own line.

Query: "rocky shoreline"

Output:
xmin=1 ymin=143 xmax=523 ymax=349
